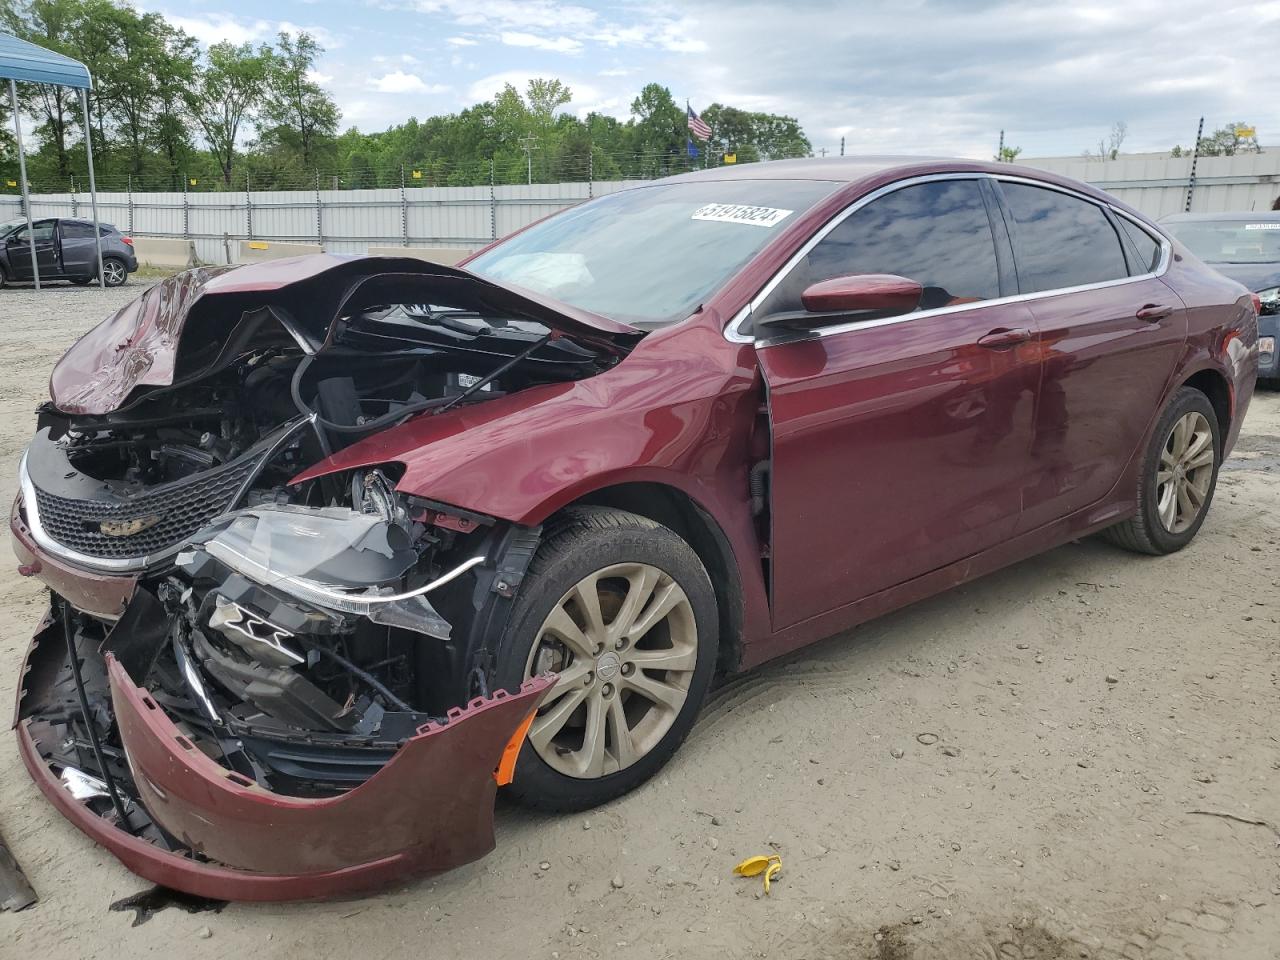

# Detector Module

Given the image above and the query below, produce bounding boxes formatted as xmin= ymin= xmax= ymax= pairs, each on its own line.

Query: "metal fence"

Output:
xmin=2 ymin=153 xmax=1278 ymax=265
xmin=0 ymin=180 xmax=637 ymax=265
xmin=1021 ymin=150 xmax=1280 ymax=218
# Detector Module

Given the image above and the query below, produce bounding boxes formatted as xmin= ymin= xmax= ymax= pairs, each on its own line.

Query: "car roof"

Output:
xmin=1160 ymin=211 xmax=1280 ymax=223
xmin=657 ymin=155 xmax=1137 ymax=223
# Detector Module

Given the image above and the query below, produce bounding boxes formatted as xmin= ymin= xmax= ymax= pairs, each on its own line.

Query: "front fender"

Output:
xmin=290 ymin=330 xmax=757 ymax=528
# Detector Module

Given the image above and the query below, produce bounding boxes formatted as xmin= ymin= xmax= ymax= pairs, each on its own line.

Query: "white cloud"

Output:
xmin=446 ymin=36 xmax=478 ymax=46
xmin=165 ymin=13 xmax=273 ymax=46
xmin=500 ymin=31 xmax=583 ymax=54
xmin=369 ymin=71 xmax=448 ymax=95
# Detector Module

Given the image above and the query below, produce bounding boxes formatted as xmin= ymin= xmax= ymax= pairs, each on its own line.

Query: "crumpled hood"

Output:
xmin=49 ymin=254 xmax=639 ymax=416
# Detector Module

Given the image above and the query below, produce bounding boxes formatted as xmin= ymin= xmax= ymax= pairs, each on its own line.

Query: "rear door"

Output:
xmin=58 ymin=219 xmax=100 ymax=277
xmin=753 ymin=177 xmax=1043 ymax=629
xmin=992 ymin=180 xmax=1187 ymax=533
xmin=7 ymin=219 xmax=59 ymax=279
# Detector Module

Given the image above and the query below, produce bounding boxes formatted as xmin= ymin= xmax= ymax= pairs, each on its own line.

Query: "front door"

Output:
xmin=751 ymin=177 xmax=1043 ymax=629
xmin=8 ymin=219 xmax=60 ymax=279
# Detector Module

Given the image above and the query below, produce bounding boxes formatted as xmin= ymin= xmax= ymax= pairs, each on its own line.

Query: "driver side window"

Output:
xmin=757 ymin=179 xmax=1001 ymax=320
xmin=12 ymin=220 xmax=55 ymax=244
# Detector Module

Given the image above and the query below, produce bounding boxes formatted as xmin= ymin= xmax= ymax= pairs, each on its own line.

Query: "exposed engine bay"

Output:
xmin=14 ymin=260 xmax=634 ymax=864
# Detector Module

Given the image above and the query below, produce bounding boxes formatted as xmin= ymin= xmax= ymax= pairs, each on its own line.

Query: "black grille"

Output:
xmin=32 ymin=456 xmax=261 ymax=561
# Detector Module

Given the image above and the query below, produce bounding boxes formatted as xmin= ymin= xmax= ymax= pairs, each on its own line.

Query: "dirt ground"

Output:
xmin=1 ymin=283 xmax=1278 ymax=960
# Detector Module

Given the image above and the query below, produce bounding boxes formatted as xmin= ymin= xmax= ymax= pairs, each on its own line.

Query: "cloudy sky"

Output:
xmin=155 ymin=0 xmax=1280 ymax=158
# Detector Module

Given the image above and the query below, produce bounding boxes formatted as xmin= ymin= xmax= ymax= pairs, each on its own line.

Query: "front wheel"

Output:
xmin=1102 ymin=386 xmax=1221 ymax=555
xmin=495 ymin=506 xmax=718 ymax=811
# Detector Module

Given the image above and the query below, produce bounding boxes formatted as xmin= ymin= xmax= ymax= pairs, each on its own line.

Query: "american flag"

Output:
xmin=687 ymin=105 xmax=711 ymax=140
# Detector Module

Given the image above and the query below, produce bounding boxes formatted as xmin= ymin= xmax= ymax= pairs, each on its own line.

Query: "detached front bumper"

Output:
xmin=15 ymin=613 xmax=551 ymax=901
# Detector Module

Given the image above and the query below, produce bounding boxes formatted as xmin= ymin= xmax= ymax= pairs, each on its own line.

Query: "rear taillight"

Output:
xmin=121 ymin=236 xmax=133 ymax=246
xmin=1250 ymin=292 xmax=1261 ymax=314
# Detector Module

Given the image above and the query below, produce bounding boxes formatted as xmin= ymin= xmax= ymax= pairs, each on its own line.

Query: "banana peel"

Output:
xmin=733 ymin=854 xmax=782 ymax=895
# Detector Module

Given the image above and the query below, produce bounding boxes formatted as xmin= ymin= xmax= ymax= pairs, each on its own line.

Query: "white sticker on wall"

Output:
xmin=691 ymin=203 xmax=794 ymax=227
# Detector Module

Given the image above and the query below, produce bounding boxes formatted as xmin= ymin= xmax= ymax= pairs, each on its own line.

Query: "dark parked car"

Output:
xmin=1161 ymin=211 xmax=1279 ymax=381
xmin=0 ymin=216 xmax=138 ymax=287
xmin=10 ymin=158 xmax=1259 ymax=901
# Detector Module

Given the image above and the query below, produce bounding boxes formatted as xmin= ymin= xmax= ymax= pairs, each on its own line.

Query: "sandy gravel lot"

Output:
xmin=1 ymin=282 xmax=1278 ymax=960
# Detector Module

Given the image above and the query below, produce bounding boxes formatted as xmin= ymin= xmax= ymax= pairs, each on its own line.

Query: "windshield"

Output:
xmin=0 ymin=218 xmax=24 ymax=237
xmin=466 ymin=178 xmax=840 ymax=326
xmin=1166 ymin=219 xmax=1280 ymax=264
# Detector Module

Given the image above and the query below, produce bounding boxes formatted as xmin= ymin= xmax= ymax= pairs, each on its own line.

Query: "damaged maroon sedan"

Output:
xmin=11 ymin=158 xmax=1260 ymax=901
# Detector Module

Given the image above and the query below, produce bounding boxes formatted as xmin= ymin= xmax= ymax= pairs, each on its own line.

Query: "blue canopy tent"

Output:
xmin=0 ymin=33 xmax=105 ymax=289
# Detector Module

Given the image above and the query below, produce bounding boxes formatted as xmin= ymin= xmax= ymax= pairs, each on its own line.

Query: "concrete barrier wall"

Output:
xmin=366 ymin=245 xmax=478 ymax=266
xmin=131 ymin=237 xmax=195 ymax=269
xmin=236 ymin=240 xmax=323 ymax=263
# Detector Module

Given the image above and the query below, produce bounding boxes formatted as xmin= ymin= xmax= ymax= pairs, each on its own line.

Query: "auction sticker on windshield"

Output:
xmin=692 ymin=203 xmax=793 ymax=227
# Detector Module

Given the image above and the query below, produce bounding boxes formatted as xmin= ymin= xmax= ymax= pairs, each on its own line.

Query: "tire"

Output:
xmin=1102 ymin=386 xmax=1221 ymax=555
xmin=0 ymin=266 xmax=7 ymax=289
xmin=494 ymin=506 xmax=718 ymax=811
xmin=101 ymin=257 xmax=128 ymax=287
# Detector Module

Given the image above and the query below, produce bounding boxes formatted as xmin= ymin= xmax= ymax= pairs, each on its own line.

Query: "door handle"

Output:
xmin=1136 ymin=303 xmax=1173 ymax=322
xmin=976 ymin=327 xmax=1033 ymax=349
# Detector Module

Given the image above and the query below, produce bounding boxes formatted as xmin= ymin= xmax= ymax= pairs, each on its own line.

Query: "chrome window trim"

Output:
xmin=724 ymin=172 xmax=1173 ymax=345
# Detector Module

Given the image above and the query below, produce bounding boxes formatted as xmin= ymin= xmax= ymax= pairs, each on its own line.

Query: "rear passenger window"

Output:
xmin=757 ymin=179 xmax=1000 ymax=319
xmin=61 ymin=221 xmax=95 ymax=239
xmin=1001 ymin=183 xmax=1128 ymax=293
xmin=1116 ymin=217 xmax=1162 ymax=274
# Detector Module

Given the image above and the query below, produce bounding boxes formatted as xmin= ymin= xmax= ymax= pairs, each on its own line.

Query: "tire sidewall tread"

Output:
xmin=495 ymin=506 xmax=718 ymax=812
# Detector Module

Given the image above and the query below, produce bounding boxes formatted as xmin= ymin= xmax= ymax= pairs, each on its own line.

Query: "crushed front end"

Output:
xmin=10 ymin=257 xmax=634 ymax=899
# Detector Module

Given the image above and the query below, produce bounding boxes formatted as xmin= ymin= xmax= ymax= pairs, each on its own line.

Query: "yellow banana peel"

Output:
xmin=733 ymin=854 xmax=783 ymax=894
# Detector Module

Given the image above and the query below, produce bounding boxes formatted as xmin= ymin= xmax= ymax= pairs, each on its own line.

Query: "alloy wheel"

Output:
xmin=523 ymin=562 xmax=698 ymax=779
xmin=1156 ymin=410 xmax=1214 ymax=534
xmin=102 ymin=260 xmax=126 ymax=285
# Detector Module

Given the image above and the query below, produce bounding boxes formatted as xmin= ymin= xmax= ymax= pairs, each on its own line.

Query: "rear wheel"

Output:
xmin=1102 ymin=386 xmax=1220 ymax=555
xmin=101 ymin=257 xmax=128 ymax=287
xmin=495 ymin=507 xmax=718 ymax=811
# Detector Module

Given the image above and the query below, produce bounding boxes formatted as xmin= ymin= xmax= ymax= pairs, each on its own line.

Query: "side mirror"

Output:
xmin=755 ymin=273 xmax=923 ymax=335
xmin=800 ymin=273 xmax=922 ymax=315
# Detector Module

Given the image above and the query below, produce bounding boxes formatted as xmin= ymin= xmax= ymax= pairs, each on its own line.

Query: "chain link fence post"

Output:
xmin=182 ymin=176 xmax=189 ymax=239
xmin=489 ymin=159 xmax=497 ymax=241
xmin=315 ymin=170 xmax=323 ymax=248
xmin=70 ymin=176 xmax=78 ymax=218
xmin=400 ymin=164 xmax=408 ymax=247
xmin=588 ymin=149 xmax=593 ymax=199
xmin=127 ymin=174 xmax=134 ymax=235
xmin=245 ymin=173 xmax=253 ymax=239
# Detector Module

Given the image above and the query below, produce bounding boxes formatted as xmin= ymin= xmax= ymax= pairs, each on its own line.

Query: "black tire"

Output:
xmin=102 ymin=257 xmax=128 ymax=287
xmin=494 ymin=506 xmax=718 ymax=812
xmin=0 ymin=265 xmax=7 ymax=289
xmin=1102 ymin=386 xmax=1221 ymax=555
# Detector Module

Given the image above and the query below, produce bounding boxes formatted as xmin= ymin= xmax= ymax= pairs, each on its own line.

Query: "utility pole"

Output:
xmin=1185 ymin=116 xmax=1205 ymax=213
xmin=817 ymin=147 xmax=828 ymax=158
xmin=519 ymin=136 xmax=540 ymax=185
xmin=998 ymin=129 xmax=1005 ymax=161
xmin=840 ymin=136 xmax=845 ymax=157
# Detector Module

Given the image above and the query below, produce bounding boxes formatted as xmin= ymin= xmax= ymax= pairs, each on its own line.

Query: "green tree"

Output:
xmin=5 ymin=0 xmax=81 ymax=179
xmin=185 ymin=41 xmax=272 ymax=186
xmin=630 ymin=83 xmax=684 ymax=174
xmin=1195 ymin=122 xmax=1261 ymax=157
xmin=259 ymin=31 xmax=340 ymax=169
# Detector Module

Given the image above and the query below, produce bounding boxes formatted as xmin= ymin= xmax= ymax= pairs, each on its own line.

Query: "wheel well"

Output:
xmin=566 ymin=482 xmax=745 ymax=677
xmin=1181 ymin=369 xmax=1231 ymax=447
